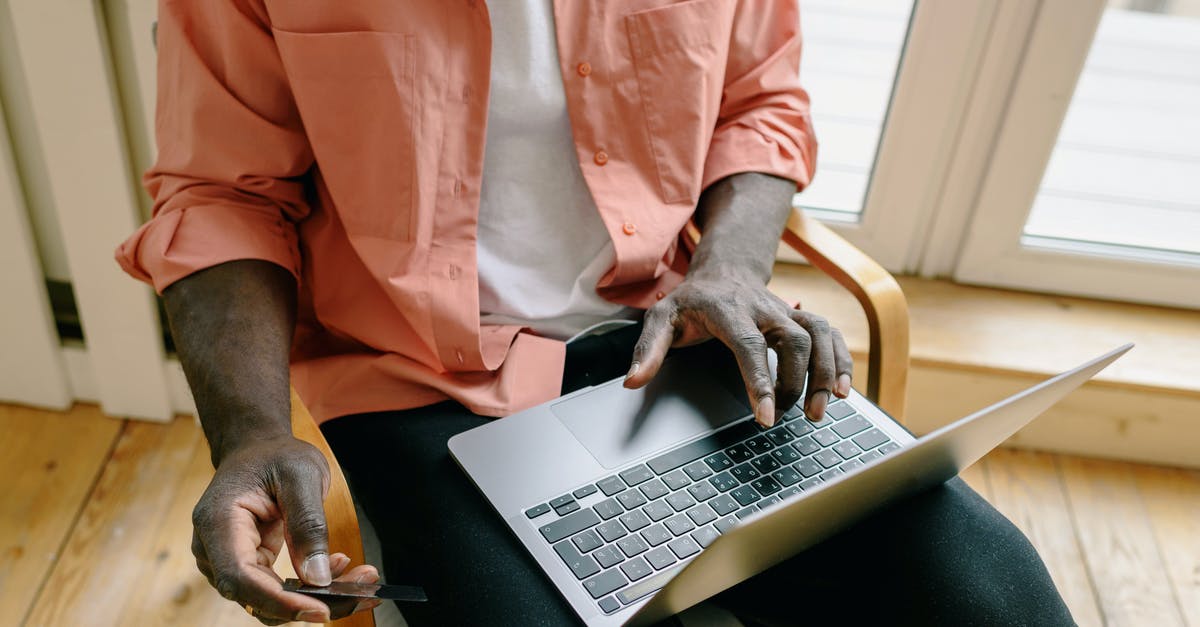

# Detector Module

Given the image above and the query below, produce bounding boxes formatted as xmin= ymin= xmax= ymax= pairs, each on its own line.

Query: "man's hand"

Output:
xmin=624 ymin=274 xmax=852 ymax=428
xmin=191 ymin=435 xmax=380 ymax=625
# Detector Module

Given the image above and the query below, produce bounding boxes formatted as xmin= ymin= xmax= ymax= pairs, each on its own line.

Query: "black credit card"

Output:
xmin=282 ymin=578 xmax=428 ymax=602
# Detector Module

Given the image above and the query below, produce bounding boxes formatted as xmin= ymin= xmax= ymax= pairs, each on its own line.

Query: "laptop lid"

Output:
xmin=626 ymin=344 xmax=1132 ymax=625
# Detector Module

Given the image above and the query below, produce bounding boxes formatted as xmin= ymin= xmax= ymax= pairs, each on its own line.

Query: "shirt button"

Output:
xmin=622 ymin=222 xmax=636 ymax=236
xmin=656 ymin=291 xmax=666 ymax=300
xmin=594 ymin=150 xmax=609 ymax=166
xmin=576 ymin=62 xmax=592 ymax=77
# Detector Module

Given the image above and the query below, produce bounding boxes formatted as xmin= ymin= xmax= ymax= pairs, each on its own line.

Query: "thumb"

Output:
xmin=277 ymin=461 xmax=332 ymax=587
xmin=625 ymin=305 xmax=676 ymax=389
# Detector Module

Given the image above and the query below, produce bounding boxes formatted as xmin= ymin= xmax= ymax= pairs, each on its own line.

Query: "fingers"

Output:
xmin=624 ymin=305 xmax=676 ymax=389
xmin=706 ymin=311 xmax=776 ymax=427
xmin=195 ymin=504 xmax=330 ymax=623
xmin=326 ymin=564 xmax=383 ymax=620
xmin=275 ymin=455 xmax=333 ymax=587
xmin=831 ymin=328 xmax=854 ymax=398
xmin=791 ymin=310 xmax=837 ymax=420
xmin=761 ymin=313 xmax=812 ymax=421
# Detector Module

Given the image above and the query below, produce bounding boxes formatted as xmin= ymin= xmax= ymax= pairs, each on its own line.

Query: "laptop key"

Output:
xmin=832 ymin=415 xmax=871 ymax=438
xmin=643 ymin=500 xmax=674 ymax=522
xmin=597 ymin=476 xmax=625 ymax=496
xmin=661 ymin=470 xmax=691 ymax=491
xmin=734 ymin=505 xmax=759 ymax=519
xmin=730 ymin=463 xmax=760 ymax=483
xmin=641 ymin=523 xmax=673 ymax=547
xmin=782 ymin=404 xmax=805 ymax=421
xmin=596 ymin=521 xmax=628 ymax=543
xmin=692 ymin=525 xmax=720 ymax=548
xmin=709 ymin=471 xmax=739 ymax=493
xmin=645 ymin=546 xmax=678 ymax=570
xmin=814 ymin=450 xmax=842 ymax=469
xmin=771 ymin=447 xmax=801 ymax=465
xmin=525 ymin=503 xmax=551 ymax=519
xmin=772 ymin=466 xmax=802 ymax=487
xmin=731 ymin=485 xmax=761 ymax=506
xmin=541 ymin=509 xmax=602 ymax=544
xmin=619 ymin=509 xmax=652 ymax=533
xmin=550 ymin=494 xmax=575 ymax=509
xmin=779 ymin=486 xmax=802 ymax=499
xmin=765 ymin=427 xmax=795 ymax=446
xmin=687 ymin=481 xmax=718 ymax=502
xmin=799 ymin=477 xmax=823 ymax=491
xmin=554 ymin=540 xmax=601 ymax=580
xmin=665 ymin=514 xmax=696 ymax=536
xmin=620 ymin=556 xmax=654 ymax=582
xmin=668 ymin=535 xmax=702 ymax=559
xmin=573 ymin=484 xmax=599 ymax=499
xmin=616 ymin=563 xmax=686 ymax=605
xmin=666 ymin=491 xmax=697 ymax=512
xmin=617 ymin=534 xmax=649 ymax=557
xmin=794 ymin=458 xmax=822 ymax=477
xmin=709 ymin=493 xmax=739 ymax=516
xmin=827 ymin=402 xmax=856 ymax=420
xmin=750 ymin=476 xmax=782 ymax=496
xmin=751 ymin=455 xmax=781 ymax=474
xmin=685 ymin=503 xmax=717 ymax=526
xmin=617 ymin=489 xmax=648 ymax=510
xmin=820 ymin=468 xmax=845 ymax=481
xmin=583 ymin=568 xmax=627 ymax=599
xmin=598 ymin=595 xmax=621 ymax=613
xmin=682 ymin=461 xmax=713 ymax=481
xmin=859 ymin=450 xmax=883 ymax=464
xmin=812 ymin=430 xmax=840 ymax=447
xmin=593 ymin=498 xmax=624 ymax=520
xmin=878 ymin=442 xmax=901 ymax=455
xmin=744 ymin=435 xmax=774 ymax=455
xmin=724 ymin=444 xmax=754 ymax=463
xmin=554 ymin=501 xmax=580 ymax=516
xmin=760 ymin=495 xmax=782 ymax=508
xmin=620 ymin=464 xmax=654 ymax=487
xmin=833 ymin=441 xmax=863 ymax=460
xmin=646 ymin=421 xmax=759 ymax=475
xmin=854 ymin=428 xmax=891 ymax=451
xmin=785 ymin=420 xmax=814 ymax=437
xmin=639 ymin=478 xmax=669 ymax=501
xmin=572 ymin=529 xmax=603 ymax=553
xmin=714 ymin=515 xmax=739 ymax=534
xmin=703 ymin=452 xmax=734 ymax=472
xmin=792 ymin=436 xmax=820 ymax=456
xmin=840 ymin=458 xmax=865 ymax=473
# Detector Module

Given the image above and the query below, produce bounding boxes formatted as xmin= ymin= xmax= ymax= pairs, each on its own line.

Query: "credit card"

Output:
xmin=283 ymin=578 xmax=428 ymax=602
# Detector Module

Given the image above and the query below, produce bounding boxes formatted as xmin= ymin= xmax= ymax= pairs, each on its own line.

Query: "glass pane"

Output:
xmin=1022 ymin=2 xmax=1200 ymax=262
xmin=793 ymin=0 xmax=915 ymax=222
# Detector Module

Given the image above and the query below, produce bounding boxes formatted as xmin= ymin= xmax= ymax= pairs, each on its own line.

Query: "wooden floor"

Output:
xmin=2 ymin=403 xmax=1198 ymax=627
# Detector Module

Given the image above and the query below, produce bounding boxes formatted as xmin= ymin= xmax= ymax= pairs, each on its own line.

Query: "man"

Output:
xmin=118 ymin=1 xmax=1075 ymax=625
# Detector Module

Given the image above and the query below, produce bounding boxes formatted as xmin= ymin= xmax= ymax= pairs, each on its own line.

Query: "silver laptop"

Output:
xmin=449 ymin=342 xmax=1131 ymax=626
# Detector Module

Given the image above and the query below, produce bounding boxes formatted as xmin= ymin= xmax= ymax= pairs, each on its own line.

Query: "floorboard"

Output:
xmin=1059 ymin=456 xmax=1186 ymax=626
xmin=0 ymin=404 xmax=121 ymax=624
xmin=985 ymin=448 xmax=1104 ymax=627
xmin=1133 ymin=465 xmax=1200 ymax=626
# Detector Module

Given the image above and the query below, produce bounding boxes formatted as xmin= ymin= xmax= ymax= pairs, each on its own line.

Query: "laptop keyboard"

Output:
xmin=522 ymin=398 xmax=901 ymax=615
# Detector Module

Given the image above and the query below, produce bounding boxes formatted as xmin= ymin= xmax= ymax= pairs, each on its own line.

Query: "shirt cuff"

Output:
xmin=701 ymin=123 xmax=816 ymax=194
xmin=115 ymin=203 xmax=301 ymax=294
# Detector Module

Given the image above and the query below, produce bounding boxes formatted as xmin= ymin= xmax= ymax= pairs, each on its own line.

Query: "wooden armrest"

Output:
xmin=780 ymin=208 xmax=909 ymax=421
xmin=290 ymin=388 xmax=376 ymax=627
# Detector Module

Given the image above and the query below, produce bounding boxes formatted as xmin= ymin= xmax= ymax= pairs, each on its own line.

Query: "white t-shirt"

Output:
xmin=477 ymin=0 xmax=635 ymax=340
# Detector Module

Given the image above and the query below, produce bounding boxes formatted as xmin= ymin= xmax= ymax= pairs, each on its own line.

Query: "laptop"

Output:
xmin=449 ymin=341 xmax=1132 ymax=626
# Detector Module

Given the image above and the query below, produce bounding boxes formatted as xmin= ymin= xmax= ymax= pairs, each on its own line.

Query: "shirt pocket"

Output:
xmin=273 ymin=30 xmax=417 ymax=241
xmin=624 ymin=0 xmax=735 ymax=205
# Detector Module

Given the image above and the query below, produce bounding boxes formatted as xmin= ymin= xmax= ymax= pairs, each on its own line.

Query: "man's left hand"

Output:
xmin=623 ymin=274 xmax=852 ymax=428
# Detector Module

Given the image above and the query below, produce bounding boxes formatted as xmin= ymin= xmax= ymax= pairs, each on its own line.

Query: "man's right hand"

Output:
xmin=191 ymin=435 xmax=380 ymax=625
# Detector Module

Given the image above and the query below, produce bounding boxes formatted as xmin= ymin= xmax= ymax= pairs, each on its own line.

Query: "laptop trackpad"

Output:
xmin=551 ymin=359 xmax=751 ymax=470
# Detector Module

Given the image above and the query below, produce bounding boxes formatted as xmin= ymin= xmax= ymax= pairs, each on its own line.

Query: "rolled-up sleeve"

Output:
xmin=701 ymin=0 xmax=817 ymax=192
xmin=116 ymin=0 xmax=313 ymax=294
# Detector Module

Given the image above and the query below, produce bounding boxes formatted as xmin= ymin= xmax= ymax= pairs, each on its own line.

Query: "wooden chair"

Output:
xmin=289 ymin=207 xmax=910 ymax=626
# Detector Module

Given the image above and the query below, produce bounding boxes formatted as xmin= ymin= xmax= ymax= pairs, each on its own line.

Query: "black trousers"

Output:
xmin=324 ymin=326 xmax=1075 ymax=626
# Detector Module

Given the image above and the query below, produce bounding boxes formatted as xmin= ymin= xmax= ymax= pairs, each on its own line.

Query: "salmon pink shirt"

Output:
xmin=116 ymin=0 xmax=816 ymax=423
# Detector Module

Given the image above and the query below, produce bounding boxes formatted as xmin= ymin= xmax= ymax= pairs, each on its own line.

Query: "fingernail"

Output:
xmin=297 ymin=608 xmax=330 ymax=623
xmin=625 ymin=362 xmax=640 ymax=381
xmin=301 ymin=553 xmax=332 ymax=587
xmin=354 ymin=599 xmax=383 ymax=614
xmin=837 ymin=374 xmax=852 ymax=397
xmin=757 ymin=396 xmax=775 ymax=427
